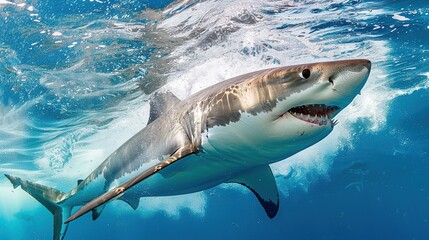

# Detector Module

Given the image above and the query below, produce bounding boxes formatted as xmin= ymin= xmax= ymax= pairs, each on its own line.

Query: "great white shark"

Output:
xmin=5 ymin=59 xmax=371 ymax=240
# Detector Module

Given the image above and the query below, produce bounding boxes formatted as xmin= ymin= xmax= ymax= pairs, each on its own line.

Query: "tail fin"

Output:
xmin=5 ymin=174 xmax=71 ymax=240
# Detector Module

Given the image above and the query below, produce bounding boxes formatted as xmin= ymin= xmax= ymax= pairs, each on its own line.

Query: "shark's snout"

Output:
xmin=321 ymin=59 xmax=371 ymax=110
xmin=329 ymin=59 xmax=371 ymax=88
xmin=348 ymin=59 xmax=371 ymax=70
xmin=362 ymin=59 xmax=371 ymax=70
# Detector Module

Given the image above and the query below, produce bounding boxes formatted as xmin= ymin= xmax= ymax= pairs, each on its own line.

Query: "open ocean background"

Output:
xmin=1 ymin=0 xmax=428 ymax=239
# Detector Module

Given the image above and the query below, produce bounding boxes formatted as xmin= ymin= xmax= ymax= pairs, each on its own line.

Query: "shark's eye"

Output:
xmin=300 ymin=69 xmax=311 ymax=79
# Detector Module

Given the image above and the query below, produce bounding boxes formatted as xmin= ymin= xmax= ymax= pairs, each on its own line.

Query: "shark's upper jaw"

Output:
xmin=286 ymin=104 xmax=340 ymax=126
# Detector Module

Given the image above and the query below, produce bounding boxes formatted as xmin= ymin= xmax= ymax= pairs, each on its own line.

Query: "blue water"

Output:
xmin=1 ymin=0 xmax=428 ymax=239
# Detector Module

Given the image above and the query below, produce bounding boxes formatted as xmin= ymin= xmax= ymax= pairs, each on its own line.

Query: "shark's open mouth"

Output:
xmin=287 ymin=104 xmax=340 ymax=126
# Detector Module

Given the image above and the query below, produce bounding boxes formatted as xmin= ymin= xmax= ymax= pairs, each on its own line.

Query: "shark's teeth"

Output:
xmin=288 ymin=104 xmax=340 ymax=126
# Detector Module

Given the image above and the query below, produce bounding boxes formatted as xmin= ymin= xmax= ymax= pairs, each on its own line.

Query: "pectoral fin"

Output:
xmin=65 ymin=146 xmax=196 ymax=223
xmin=228 ymin=165 xmax=279 ymax=218
xmin=119 ymin=194 xmax=140 ymax=210
xmin=91 ymin=205 xmax=105 ymax=220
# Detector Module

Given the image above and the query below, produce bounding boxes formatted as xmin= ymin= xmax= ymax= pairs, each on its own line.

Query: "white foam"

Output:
xmin=0 ymin=0 xmax=13 ymax=5
xmin=52 ymin=31 xmax=62 ymax=36
xmin=392 ymin=13 xmax=410 ymax=21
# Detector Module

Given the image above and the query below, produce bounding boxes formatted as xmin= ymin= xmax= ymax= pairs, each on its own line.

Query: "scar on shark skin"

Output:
xmin=115 ymin=187 xmax=125 ymax=194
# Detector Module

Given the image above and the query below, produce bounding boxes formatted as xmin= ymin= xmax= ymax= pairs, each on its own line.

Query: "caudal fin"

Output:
xmin=4 ymin=174 xmax=71 ymax=240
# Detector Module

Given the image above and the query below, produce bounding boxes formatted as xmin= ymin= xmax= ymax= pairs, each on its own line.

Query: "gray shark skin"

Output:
xmin=5 ymin=59 xmax=371 ymax=240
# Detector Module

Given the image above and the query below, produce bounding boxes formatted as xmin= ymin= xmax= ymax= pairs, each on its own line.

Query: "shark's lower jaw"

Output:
xmin=287 ymin=104 xmax=340 ymax=126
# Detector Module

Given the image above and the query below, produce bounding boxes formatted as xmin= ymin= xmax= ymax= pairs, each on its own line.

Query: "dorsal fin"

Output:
xmin=227 ymin=165 xmax=279 ymax=218
xmin=147 ymin=90 xmax=180 ymax=125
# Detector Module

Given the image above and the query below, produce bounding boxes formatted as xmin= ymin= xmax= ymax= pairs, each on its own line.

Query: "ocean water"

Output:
xmin=0 ymin=0 xmax=428 ymax=239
